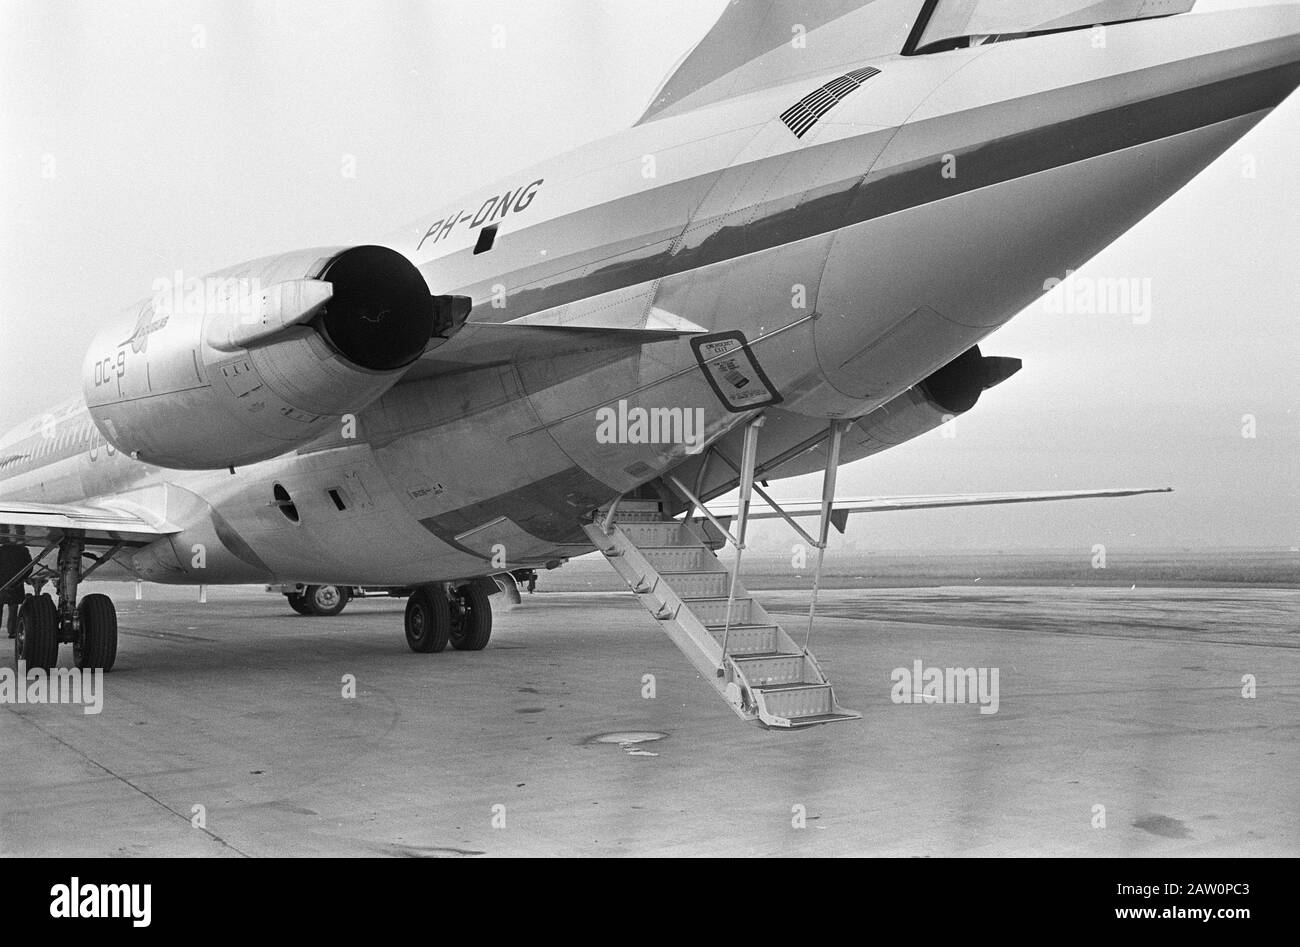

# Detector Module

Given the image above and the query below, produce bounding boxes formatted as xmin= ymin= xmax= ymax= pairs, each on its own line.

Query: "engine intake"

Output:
xmin=919 ymin=346 xmax=1022 ymax=415
xmin=316 ymin=245 xmax=438 ymax=371
xmin=854 ymin=346 xmax=1021 ymax=451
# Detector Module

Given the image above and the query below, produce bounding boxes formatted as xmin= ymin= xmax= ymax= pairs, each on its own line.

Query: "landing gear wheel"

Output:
xmin=302 ymin=585 xmax=349 ymax=617
xmin=449 ymin=584 xmax=493 ymax=651
xmin=15 ymin=593 xmax=58 ymax=671
xmin=74 ymin=593 xmax=118 ymax=672
xmin=286 ymin=593 xmax=312 ymax=615
xmin=0 ymin=545 xmax=32 ymax=638
xmin=404 ymin=586 xmax=450 ymax=653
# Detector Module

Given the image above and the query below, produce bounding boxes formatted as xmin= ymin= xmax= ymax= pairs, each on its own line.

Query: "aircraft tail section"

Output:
xmin=637 ymin=0 xmax=896 ymax=125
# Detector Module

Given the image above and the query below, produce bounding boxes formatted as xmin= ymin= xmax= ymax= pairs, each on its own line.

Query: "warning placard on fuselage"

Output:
xmin=691 ymin=332 xmax=783 ymax=412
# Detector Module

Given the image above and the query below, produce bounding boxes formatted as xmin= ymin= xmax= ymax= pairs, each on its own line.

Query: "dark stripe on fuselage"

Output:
xmin=452 ymin=58 xmax=1300 ymax=323
xmin=419 ymin=465 xmax=611 ymax=553
xmin=855 ymin=57 xmax=1300 ymax=221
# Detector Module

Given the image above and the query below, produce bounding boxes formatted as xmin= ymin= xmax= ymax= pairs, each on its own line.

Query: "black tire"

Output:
xmin=449 ymin=583 xmax=493 ymax=651
xmin=302 ymin=585 xmax=350 ymax=617
xmin=0 ymin=544 xmax=32 ymax=607
xmin=16 ymin=593 xmax=58 ymax=672
xmin=74 ymin=593 xmax=118 ymax=672
xmin=286 ymin=593 xmax=312 ymax=615
xmin=404 ymin=586 xmax=450 ymax=653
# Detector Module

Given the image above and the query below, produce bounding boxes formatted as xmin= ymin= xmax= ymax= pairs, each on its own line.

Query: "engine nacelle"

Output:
xmin=855 ymin=346 xmax=1021 ymax=452
xmin=83 ymin=245 xmax=463 ymax=469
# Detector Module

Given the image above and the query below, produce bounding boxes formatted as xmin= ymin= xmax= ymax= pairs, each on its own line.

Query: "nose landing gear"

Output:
xmin=287 ymin=584 xmax=351 ymax=617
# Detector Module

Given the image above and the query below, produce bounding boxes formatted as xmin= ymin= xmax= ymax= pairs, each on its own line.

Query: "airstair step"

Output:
xmin=612 ymin=499 xmax=668 ymax=515
xmin=640 ymin=546 xmax=724 ymax=572
xmin=771 ymin=712 xmax=861 ymax=728
xmin=705 ymin=623 xmax=781 ymax=655
xmin=753 ymin=682 xmax=834 ymax=720
xmin=682 ymin=596 xmax=753 ymax=624
xmin=657 ymin=570 xmax=731 ymax=597
xmin=610 ymin=501 xmax=672 ymax=523
xmin=611 ymin=512 xmax=671 ymax=523
xmin=615 ymin=521 xmax=705 ymax=547
xmin=731 ymin=653 xmax=815 ymax=686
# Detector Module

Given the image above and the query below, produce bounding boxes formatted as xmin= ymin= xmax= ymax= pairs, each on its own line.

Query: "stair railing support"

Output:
xmin=600 ymin=493 xmax=626 ymax=535
xmin=718 ymin=414 xmax=764 ymax=672
xmin=704 ymin=445 xmax=819 ymax=548
xmin=666 ymin=476 xmax=740 ymax=548
xmin=804 ymin=419 xmax=848 ymax=654
xmin=688 ymin=447 xmax=715 ymax=524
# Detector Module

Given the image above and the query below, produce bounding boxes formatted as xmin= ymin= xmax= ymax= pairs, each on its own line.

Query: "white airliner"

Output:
xmin=3 ymin=1 xmax=1297 ymax=727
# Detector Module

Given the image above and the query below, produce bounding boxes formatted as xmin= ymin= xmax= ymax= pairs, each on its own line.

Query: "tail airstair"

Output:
xmin=583 ymin=416 xmax=861 ymax=729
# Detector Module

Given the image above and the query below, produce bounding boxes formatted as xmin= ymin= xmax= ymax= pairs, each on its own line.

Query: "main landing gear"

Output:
xmin=2 ymin=536 xmax=118 ymax=673
xmin=404 ymin=582 xmax=493 ymax=654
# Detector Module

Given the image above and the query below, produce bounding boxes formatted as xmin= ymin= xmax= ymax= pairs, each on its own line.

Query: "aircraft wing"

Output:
xmin=705 ymin=487 xmax=1173 ymax=532
xmin=0 ymin=500 xmax=176 ymax=548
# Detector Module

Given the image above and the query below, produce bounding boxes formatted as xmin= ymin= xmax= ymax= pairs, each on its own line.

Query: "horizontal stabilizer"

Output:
xmin=707 ymin=487 xmax=1173 ymax=533
xmin=503 ymin=306 xmax=706 ymax=336
xmin=403 ymin=307 xmax=706 ymax=378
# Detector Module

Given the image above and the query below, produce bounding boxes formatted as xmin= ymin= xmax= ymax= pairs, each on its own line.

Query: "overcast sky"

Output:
xmin=1 ymin=0 xmax=1296 ymax=552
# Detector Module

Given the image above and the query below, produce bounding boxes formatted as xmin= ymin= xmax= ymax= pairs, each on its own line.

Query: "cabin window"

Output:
xmin=906 ymin=0 xmax=1196 ymax=55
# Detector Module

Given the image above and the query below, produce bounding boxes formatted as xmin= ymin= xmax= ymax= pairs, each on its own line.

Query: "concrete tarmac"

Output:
xmin=2 ymin=582 xmax=1296 ymax=857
